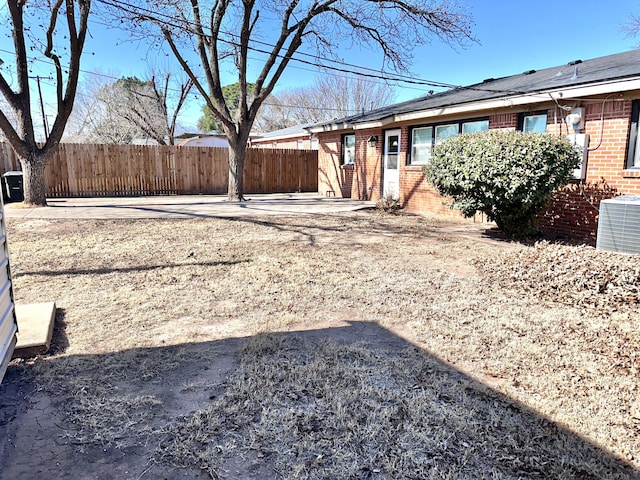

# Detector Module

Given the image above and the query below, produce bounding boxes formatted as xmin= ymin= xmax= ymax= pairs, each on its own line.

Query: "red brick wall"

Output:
xmin=317 ymin=132 xmax=345 ymax=197
xmin=352 ymin=129 xmax=382 ymax=200
xmin=538 ymin=180 xmax=620 ymax=239
xmin=538 ymin=98 xmax=640 ymax=238
xmin=400 ymin=165 xmax=457 ymax=216
xmin=252 ymin=136 xmax=312 ymax=149
xmin=318 ymin=99 xmax=640 ymax=237
xmin=490 ymin=113 xmax=518 ymax=130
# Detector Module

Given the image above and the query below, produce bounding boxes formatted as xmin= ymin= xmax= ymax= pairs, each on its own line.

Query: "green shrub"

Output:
xmin=424 ymin=130 xmax=580 ymax=238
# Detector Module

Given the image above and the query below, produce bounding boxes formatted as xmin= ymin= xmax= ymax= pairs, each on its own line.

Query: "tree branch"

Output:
xmin=6 ymin=1 xmax=35 ymax=146
xmin=45 ymin=0 xmax=91 ymax=152
xmin=44 ymin=0 xmax=66 ymax=109
xmin=237 ymin=1 xmax=257 ymax=123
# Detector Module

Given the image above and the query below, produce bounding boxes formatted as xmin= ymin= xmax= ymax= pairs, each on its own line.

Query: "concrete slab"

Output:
xmin=13 ymin=302 xmax=56 ymax=358
xmin=3 ymin=193 xmax=375 ymax=220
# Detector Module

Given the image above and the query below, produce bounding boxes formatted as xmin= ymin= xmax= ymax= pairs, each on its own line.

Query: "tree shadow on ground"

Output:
xmin=0 ymin=321 xmax=636 ymax=480
xmin=479 ymin=224 xmax=599 ymax=248
xmin=12 ymin=259 xmax=249 ymax=279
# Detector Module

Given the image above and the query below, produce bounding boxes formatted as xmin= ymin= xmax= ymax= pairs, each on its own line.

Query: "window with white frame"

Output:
xmin=520 ymin=113 xmax=548 ymax=133
xmin=627 ymin=100 xmax=640 ymax=169
xmin=411 ymin=127 xmax=433 ymax=165
xmin=342 ymin=133 xmax=355 ymax=165
xmin=408 ymin=118 xmax=489 ymax=165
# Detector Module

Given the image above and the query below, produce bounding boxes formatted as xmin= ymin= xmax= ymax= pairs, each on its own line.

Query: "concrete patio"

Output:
xmin=3 ymin=193 xmax=375 ymax=220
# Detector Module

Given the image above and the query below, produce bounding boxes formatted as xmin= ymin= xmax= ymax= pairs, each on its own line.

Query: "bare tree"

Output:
xmin=122 ymin=73 xmax=193 ymax=145
xmin=63 ymin=77 xmax=104 ymax=143
xmin=0 ymin=97 xmax=18 ymax=142
xmin=621 ymin=14 xmax=640 ymax=47
xmin=110 ymin=0 xmax=473 ymax=200
xmin=256 ymin=75 xmax=396 ymax=131
xmin=251 ymin=94 xmax=294 ymax=133
xmin=0 ymin=0 xmax=90 ymax=206
xmin=94 ymin=78 xmax=154 ymax=143
xmin=66 ymin=73 xmax=192 ymax=145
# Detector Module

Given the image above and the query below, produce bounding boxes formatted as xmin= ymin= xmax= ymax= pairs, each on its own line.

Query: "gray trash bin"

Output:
xmin=3 ymin=171 xmax=24 ymax=203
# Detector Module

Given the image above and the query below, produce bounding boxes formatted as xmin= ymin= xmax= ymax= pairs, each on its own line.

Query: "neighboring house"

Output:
xmin=252 ymin=123 xmax=318 ymax=150
xmin=176 ymin=133 xmax=229 ymax=148
xmin=309 ymin=50 xmax=640 ymax=238
xmin=131 ymin=137 xmax=160 ymax=146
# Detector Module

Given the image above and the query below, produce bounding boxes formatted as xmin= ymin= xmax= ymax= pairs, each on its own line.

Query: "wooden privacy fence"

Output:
xmin=0 ymin=143 xmax=318 ymax=197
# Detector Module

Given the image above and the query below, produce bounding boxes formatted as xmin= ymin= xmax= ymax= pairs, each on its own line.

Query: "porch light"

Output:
xmin=368 ymin=135 xmax=378 ymax=146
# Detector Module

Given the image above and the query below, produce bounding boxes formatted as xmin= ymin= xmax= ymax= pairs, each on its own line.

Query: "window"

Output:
xmin=519 ymin=112 xmax=548 ymax=133
xmin=627 ymin=100 xmax=640 ymax=169
xmin=341 ymin=133 xmax=355 ymax=165
xmin=435 ymin=124 xmax=459 ymax=145
xmin=411 ymin=127 xmax=433 ymax=165
xmin=297 ymin=139 xmax=304 ymax=149
xmin=462 ymin=119 xmax=490 ymax=133
xmin=386 ymin=133 xmax=399 ymax=169
xmin=408 ymin=118 xmax=489 ymax=165
xmin=311 ymin=137 xmax=318 ymax=150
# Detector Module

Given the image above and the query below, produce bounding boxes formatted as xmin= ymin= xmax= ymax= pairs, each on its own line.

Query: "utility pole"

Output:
xmin=35 ymin=76 xmax=49 ymax=140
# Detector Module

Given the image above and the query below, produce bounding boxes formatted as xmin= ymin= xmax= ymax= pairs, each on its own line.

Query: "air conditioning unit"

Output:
xmin=596 ymin=196 xmax=640 ymax=255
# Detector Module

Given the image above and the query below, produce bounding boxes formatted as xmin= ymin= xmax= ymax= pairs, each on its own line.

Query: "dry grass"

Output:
xmin=158 ymin=335 xmax=633 ymax=479
xmin=6 ymin=212 xmax=640 ymax=479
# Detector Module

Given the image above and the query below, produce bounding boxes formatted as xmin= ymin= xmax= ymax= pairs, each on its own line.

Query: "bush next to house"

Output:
xmin=424 ymin=130 xmax=580 ymax=238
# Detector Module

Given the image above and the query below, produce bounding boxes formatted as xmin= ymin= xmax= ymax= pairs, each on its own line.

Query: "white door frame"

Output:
xmin=383 ymin=129 xmax=401 ymax=200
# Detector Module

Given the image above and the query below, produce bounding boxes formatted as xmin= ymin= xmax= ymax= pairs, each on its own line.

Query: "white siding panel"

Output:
xmin=0 ymin=207 xmax=17 ymax=383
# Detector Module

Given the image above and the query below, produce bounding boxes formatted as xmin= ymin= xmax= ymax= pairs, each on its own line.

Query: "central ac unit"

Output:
xmin=596 ymin=196 xmax=640 ymax=255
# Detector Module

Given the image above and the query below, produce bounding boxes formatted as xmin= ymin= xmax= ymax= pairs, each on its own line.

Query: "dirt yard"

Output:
xmin=0 ymin=211 xmax=638 ymax=479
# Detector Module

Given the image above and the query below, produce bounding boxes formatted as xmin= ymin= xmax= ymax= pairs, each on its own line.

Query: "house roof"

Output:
xmin=253 ymin=123 xmax=314 ymax=141
xmin=309 ymin=50 xmax=640 ymax=131
xmin=175 ymin=132 xmax=227 ymax=139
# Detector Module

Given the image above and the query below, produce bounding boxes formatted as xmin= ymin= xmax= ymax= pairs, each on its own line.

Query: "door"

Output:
xmin=383 ymin=129 xmax=401 ymax=200
xmin=0 ymin=200 xmax=17 ymax=384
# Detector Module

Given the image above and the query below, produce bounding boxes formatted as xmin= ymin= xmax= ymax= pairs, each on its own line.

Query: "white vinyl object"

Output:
xmin=597 ymin=196 xmax=640 ymax=255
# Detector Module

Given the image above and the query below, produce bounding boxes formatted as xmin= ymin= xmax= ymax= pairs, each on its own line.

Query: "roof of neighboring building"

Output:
xmin=253 ymin=123 xmax=314 ymax=141
xmin=310 ymin=50 xmax=640 ymax=131
xmin=177 ymin=135 xmax=229 ymax=147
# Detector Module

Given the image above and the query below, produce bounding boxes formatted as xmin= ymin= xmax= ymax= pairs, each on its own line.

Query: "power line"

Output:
xmin=29 ymin=62 xmax=373 ymax=117
xmin=82 ymin=11 xmax=446 ymax=96
xmin=0 ymin=44 xmax=402 ymax=117
xmin=1 ymin=0 xmax=562 ymax=110
xmin=92 ymin=0 xmax=464 ymax=90
xmin=0 ymin=1 xmax=567 ymax=121
xmin=92 ymin=0 xmax=550 ymax=100
xmin=0 ymin=0 xmax=522 ymax=103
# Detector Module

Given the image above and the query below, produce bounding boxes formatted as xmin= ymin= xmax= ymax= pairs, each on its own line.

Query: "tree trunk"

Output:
xmin=19 ymin=155 xmax=48 ymax=206
xmin=227 ymin=130 xmax=251 ymax=201
xmin=227 ymin=142 xmax=245 ymax=201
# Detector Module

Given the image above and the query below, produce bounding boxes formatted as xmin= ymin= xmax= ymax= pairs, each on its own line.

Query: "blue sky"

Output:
xmin=1 ymin=0 xmax=638 ymax=132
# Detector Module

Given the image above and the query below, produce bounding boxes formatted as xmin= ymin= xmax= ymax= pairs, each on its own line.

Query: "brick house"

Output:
xmin=308 ymin=50 xmax=640 ymax=238
xmin=251 ymin=124 xmax=318 ymax=150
